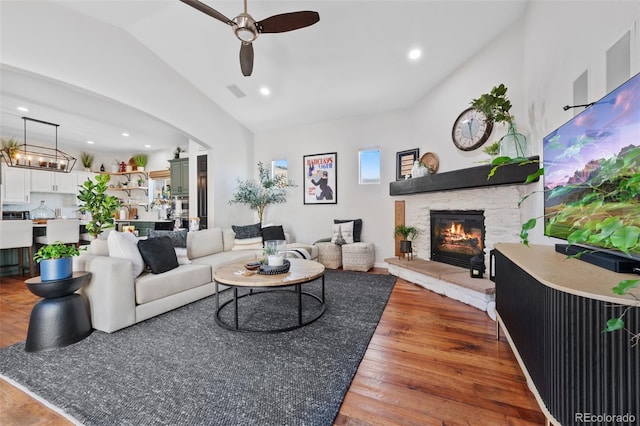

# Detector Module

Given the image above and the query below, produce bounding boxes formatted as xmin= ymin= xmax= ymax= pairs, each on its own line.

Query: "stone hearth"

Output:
xmin=386 ymin=257 xmax=495 ymax=312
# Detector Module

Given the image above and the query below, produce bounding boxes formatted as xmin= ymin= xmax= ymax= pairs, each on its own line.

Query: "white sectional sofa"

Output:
xmin=73 ymin=227 xmax=317 ymax=333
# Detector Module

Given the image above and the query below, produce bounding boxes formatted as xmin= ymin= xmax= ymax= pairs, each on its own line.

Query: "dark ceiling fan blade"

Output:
xmin=257 ymin=11 xmax=320 ymax=33
xmin=180 ymin=0 xmax=233 ymax=26
xmin=240 ymin=42 xmax=254 ymax=77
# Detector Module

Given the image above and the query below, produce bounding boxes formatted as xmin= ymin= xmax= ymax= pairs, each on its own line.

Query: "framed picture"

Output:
xmin=396 ymin=148 xmax=419 ymax=181
xmin=304 ymin=152 xmax=337 ymax=204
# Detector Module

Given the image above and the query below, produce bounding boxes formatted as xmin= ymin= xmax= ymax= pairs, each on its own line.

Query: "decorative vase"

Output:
xmin=411 ymin=161 xmax=420 ymax=178
xmin=499 ymin=123 xmax=527 ymax=158
xmin=31 ymin=200 xmax=56 ymax=220
xmin=40 ymin=257 xmax=73 ymax=281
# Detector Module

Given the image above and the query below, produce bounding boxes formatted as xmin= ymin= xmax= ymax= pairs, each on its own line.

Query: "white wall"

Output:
xmin=0 ymin=1 xmax=255 ymax=228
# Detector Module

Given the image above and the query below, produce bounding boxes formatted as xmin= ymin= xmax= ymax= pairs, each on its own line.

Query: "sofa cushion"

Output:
xmin=107 ymin=231 xmax=144 ymax=279
xmin=148 ymin=229 xmax=188 ymax=248
xmin=331 ymin=221 xmax=354 ymax=246
xmin=334 ymin=219 xmax=362 ymax=242
xmin=192 ymin=250 xmax=259 ymax=273
xmin=135 ymin=264 xmax=211 ymax=304
xmin=175 ymin=247 xmax=192 ymax=264
xmin=187 ymin=228 xmax=224 ymax=259
xmin=232 ymin=236 xmax=263 ymax=251
xmin=262 ymin=225 xmax=286 ymax=242
xmin=231 ymin=223 xmax=261 ymax=239
xmin=137 ymin=236 xmax=179 ymax=274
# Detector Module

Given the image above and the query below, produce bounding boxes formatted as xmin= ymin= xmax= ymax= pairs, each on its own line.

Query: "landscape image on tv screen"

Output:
xmin=543 ymin=72 xmax=640 ymax=258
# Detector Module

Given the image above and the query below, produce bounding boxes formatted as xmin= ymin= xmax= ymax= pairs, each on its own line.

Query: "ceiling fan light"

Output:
xmin=235 ymin=27 xmax=256 ymax=42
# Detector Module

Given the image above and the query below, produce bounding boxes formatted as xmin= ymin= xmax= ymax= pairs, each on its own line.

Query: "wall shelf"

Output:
xmin=389 ymin=156 xmax=539 ymax=196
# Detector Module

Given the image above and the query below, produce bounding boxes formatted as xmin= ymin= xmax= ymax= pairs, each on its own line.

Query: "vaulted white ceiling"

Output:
xmin=0 ymin=0 xmax=528 ymax=153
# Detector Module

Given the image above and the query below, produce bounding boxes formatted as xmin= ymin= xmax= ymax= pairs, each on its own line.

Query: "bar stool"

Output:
xmin=0 ymin=220 xmax=34 ymax=276
xmin=35 ymin=219 xmax=80 ymax=248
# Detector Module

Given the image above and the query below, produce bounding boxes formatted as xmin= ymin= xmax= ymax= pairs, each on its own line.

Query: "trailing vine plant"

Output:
xmin=489 ymin=146 xmax=640 ymax=343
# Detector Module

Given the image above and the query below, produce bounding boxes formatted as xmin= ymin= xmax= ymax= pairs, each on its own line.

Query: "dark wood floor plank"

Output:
xmin=0 ymin=269 xmax=544 ymax=425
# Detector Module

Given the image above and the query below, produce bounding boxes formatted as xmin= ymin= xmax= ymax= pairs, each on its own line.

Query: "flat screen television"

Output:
xmin=543 ymin=71 xmax=640 ymax=265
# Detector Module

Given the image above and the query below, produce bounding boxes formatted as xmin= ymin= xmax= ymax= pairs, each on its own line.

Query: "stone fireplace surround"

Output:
xmin=387 ymin=159 xmax=538 ymax=312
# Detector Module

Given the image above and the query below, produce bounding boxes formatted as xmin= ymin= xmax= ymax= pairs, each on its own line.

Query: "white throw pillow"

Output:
xmin=107 ymin=231 xmax=144 ymax=279
xmin=174 ymin=247 xmax=192 ymax=264
xmin=232 ymin=236 xmax=264 ymax=251
xmin=331 ymin=221 xmax=354 ymax=245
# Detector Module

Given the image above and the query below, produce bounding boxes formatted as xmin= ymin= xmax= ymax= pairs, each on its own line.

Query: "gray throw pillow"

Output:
xmin=148 ymin=229 xmax=188 ymax=248
xmin=232 ymin=223 xmax=262 ymax=239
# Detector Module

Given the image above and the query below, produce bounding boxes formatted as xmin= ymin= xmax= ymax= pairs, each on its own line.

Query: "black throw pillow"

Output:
xmin=137 ymin=236 xmax=179 ymax=274
xmin=334 ymin=219 xmax=363 ymax=242
xmin=148 ymin=229 xmax=188 ymax=248
xmin=262 ymin=225 xmax=286 ymax=242
xmin=232 ymin=223 xmax=262 ymax=239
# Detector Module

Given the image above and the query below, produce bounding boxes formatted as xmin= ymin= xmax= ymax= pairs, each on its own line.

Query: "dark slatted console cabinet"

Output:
xmin=492 ymin=243 xmax=639 ymax=426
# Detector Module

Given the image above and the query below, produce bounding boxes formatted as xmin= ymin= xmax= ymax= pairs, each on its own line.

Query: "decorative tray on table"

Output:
xmin=258 ymin=259 xmax=291 ymax=275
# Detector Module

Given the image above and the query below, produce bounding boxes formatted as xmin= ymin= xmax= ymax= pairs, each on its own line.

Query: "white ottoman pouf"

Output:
xmin=342 ymin=242 xmax=375 ymax=272
xmin=316 ymin=242 xmax=342 ymax=269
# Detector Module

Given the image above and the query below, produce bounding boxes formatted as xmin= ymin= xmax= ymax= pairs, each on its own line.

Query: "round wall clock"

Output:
xmin=451 ymin=107 xmax=493 ymax=151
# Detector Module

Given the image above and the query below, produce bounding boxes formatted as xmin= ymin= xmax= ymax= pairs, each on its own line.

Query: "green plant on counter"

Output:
xmin=33 ymin=241 xmax=80 ymax=263
xmin=1 ymin=137 xmax=21 ymax=159
xmin=80 ymin=152 xmax=94 ymax=169
xmin=133 ymin=153 xmax=148 ymax=168
xmin=77 ymin=174 xmax=121 ymax=239
xmin=393 ymin=224 xmax=419 ymax=240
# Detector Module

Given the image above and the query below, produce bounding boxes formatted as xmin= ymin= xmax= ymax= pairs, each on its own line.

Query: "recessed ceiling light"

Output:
xmin=87 ymin=140 xmax=95 ymax=145
xmin=16 ymin=106 xmax=29 ymax=112
xmin=408 ymin=48 xmax=422 ymax=61
xmin=260 ymin=87 xmax=271 ymax=96
xmin=122 ymin=132 xmax=130 ymax=137
xmin=144 ymin=144 xmax=151 ymax=148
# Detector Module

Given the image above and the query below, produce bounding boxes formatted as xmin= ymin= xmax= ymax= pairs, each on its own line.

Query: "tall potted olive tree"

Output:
xmin=229 ymin=162 xmax=295 ymax=224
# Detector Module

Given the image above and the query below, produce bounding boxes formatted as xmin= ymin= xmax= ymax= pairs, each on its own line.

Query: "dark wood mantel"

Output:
xmin=389 ymin=156 xmax=540 ymax=196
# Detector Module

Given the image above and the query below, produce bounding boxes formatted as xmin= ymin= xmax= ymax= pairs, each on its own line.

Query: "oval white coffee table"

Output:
xmin=213 ymin=258 xmax=325 ymax=332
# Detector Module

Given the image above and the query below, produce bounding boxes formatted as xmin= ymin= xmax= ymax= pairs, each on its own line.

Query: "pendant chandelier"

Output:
xmin=0 ymin=117 xmax=76 ymax=173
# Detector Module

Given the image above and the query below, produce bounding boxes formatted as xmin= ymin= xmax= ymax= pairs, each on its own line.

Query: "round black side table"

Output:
xmin=24 ymin=271 xmax=92 ymax=352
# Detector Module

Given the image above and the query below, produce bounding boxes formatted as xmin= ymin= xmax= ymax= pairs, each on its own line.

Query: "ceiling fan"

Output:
xmin=180 ymin=0 xmax=320 ymax=77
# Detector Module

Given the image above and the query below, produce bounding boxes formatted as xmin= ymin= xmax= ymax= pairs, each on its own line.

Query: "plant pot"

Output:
xmin=399 ymin=240 xmax=412 ymax=253
xmin=137 ymin=166 xmax=145 ymax=172
xmin=40 ymin=257 xmax=73 ymax=281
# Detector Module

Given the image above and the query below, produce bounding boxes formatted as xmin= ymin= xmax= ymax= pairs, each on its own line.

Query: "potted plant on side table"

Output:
xmin=394 ymin=225 xmax=419 ymax=260
xmin=33 ymin=241 xmax=80 ymax=281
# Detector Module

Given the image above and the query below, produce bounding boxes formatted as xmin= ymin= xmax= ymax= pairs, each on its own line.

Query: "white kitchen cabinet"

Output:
xmin=31 ymin=169 xmax=77 ymax=194
xmin=1 ymin=167 xmax=31 ymax=203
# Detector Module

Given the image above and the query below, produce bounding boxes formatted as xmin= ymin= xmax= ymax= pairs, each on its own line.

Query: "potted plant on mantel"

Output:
xmin=77 ymin=174 xmax=121 ymax=240
xmin=394 ymin=224 xmax=419 ymax=260
xmin=33 ymin=241 xmax=80 ymax=281
xmin=471 ymin=83 xmax=527 ymax=158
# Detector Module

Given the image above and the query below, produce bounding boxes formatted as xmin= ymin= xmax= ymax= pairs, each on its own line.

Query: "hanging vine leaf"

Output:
xmin=612 ymin=279 xmax=640 ymax=296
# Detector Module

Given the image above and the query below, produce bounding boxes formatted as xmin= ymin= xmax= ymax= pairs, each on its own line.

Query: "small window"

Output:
xmin=359 ymin=148 xmax=380 ymax=184
xmin=272 ymin=159 xmax=288 ymax=180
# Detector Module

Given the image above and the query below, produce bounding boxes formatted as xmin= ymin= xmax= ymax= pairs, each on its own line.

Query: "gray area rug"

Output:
xmin=0 ymin=270 xmax=396 ymax=425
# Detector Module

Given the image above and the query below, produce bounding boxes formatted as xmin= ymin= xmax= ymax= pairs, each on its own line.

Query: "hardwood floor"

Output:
xmin=0 ymin=268 xmax=545 ymax=425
